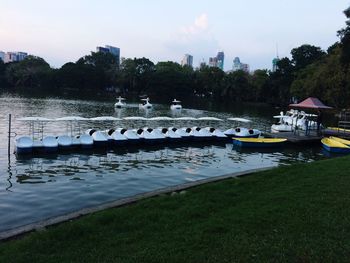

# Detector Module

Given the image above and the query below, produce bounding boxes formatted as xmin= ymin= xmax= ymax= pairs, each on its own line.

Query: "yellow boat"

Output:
xmin=321 ymin=137 xmax=350 ymax=153
xmin=329 ymin=136 xmax=350 ymax=146
xmin=232 ymin=138 xmax=287 ymax=148
xmin=327 ymin=127 xmax=350 ymax=133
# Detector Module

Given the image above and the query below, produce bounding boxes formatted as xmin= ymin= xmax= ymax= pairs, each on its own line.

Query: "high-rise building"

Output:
xmin=0 ymin=51 xmax=4 ymax=62
xmin=232 ymin=57 xmax=249 ymax=73
xmin=272 ymin=57 xmax=280 ymax=72
xmin=216 ymin=51 xmax=224 ymax=70
xmin=209 ymin=51 xmax=224 ymax=70
xmin=209 ymin=57 xmax=218 ymax=67
xmin=181 ymin=54 xmax=193 ymax=67
xmin=96 ymin=45 xmax=120 ymax=68
xmin=3 ymin=51 xmax=28 ymax=63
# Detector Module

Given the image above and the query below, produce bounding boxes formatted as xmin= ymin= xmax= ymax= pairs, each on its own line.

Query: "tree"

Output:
xmin=5 ymin=56 xmax=52 ymax=90
xmin=291 ymin=44 xmax=325 ymax=70
xmin=337 ymin=6 xmax=350 ymax=64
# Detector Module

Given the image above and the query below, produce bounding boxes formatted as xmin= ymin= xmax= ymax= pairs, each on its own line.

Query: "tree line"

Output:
xmin=1 ymin=6 xmax=350 ymax=108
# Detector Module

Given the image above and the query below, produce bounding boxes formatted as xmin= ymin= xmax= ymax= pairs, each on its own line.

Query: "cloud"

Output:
xmin=181 ymin=13 xmax=209 ymax=35
xmin=164 ymin=13 xmax=220 ymax=66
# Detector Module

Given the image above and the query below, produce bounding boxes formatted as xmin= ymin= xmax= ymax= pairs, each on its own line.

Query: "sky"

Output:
xmin=1 ymin=0 xmax=349 ymax=71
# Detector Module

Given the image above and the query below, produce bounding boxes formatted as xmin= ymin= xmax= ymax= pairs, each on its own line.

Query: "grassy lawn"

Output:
xmin=1 ymin=156 xmax=350 ymax=262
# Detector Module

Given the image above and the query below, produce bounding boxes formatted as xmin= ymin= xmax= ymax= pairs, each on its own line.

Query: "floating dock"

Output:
xmin=265 ymin=131 xmax=322 ymax=145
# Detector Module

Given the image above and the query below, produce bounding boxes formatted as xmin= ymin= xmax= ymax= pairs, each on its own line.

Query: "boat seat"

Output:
xmin=120 ymin=128 xmax=127 ymax=134
xmin=162 ymin=128 xmax=168 ymax=133
xmin=89 ymin=129 xmax=96 ymax=136
xmin=137 ymin=129 xmax=143 ymax=135
xmin=235 ymin=128 xmax=241 ymax=132
xmin=108 ymin=129 xmax=115 ymax=136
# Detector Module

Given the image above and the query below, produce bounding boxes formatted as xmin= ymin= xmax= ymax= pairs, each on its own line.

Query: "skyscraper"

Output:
xmin=216 ymin=51 xmax=224 ymax=70
xmin=209 ymin=51 xmax=224 ymax=70
xmin=272 ymin=57 xmax=280 ymax=72
xmin=0 ymin=51 xmax=4 ymax=62
xmin=232 ymin=57 xmax=249 ymax=73
xmin=181 ymin=54 xmax=193 ymax=67
xmin=96 ymin=45 xmax=120 ymax=68
xmin=209 ymin=57 xmax=218 ymax=68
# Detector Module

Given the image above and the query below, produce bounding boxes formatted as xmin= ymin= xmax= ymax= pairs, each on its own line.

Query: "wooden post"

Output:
xmin=8 ymin=114 xmax=11 ymax=157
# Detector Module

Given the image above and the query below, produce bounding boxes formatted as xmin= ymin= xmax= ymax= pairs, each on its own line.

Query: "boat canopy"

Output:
xmin=56 ymin=116 xmax=88 ymax=121
xmin=197 ymin=117 xmax=223 ymax=121
xmin=227 ymin=117 xmax=252 ymax=123
xmin=90 ymin=116 xmax=122 ymax=121
xmin=18 ymin=117 xmax=53 ymax=121
xmin=148 ymin=117 xmax=174 ymax=121
xmin=123 ymin=116 xmax=148 ymax=121
xmin=174 ymin=117 xmax=197 ymax=121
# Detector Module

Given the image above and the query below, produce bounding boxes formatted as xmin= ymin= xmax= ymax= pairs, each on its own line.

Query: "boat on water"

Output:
xmin=114 ymin=96 xmax=126 ymax=108
xmin=76 ymin=134 xmax=93 ymax=149
xmin=15 ymin=136 xmax=33 ymax=154
xmin=139 ymin=97 xmax=152 ymax=109
xmin=321 ymin=137 xmax=350 ymax=154
xmin=271 ymin=110 xmax=318 ymax=133
xmin=328 ymin=136 xmax=350 ymax=146
xmin=86 ymin=129 xmax=108 ymax=147
xmin=43 ymin=136 xmax=59 ymax=153
xmin=232 ymin=138 xmax=287 ymax=148
xmin=106 ymin=129 xmax=128 ymax=146
xmin=57 ymin=135 xmax=73 ymax=150
xmin=157 ymin=127 xmax=182 ymax=143
xmin=205 ymin=127 xmax=229 ymax=141
xmin=170 ymin=99 xmax=182 ymax=110
xmin=225 ymin=118 xmax=261 ymax=138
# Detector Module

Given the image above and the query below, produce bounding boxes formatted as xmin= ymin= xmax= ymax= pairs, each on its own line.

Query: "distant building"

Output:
xmin=181 ymin=54 xmax=193 ymax=67
xmin=272 ymin=57 xmax=280 ymax=72
xmin=96 ymin=45 xmax=120 ymax=68
xmin=232 ymin=57 xmax=249 ymax=73
xmin=0 ymin=51 xmax=4 ymax=62
xmin=216 ymin=51 xmax=224 ymax=70
xmin=209 ymin=57 xmax=218 ymax=68
xmin=209 ymin=51 xmax=225 ymax=70
xmin=199 ymin=60 xmax=207 ymax=69
xmin=3 ymin=51 xmax=28 ymax=63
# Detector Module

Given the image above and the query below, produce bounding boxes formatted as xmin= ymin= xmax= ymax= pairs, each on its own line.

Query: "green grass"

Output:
xmin=1 ymin=156 xmax=350 ymax=262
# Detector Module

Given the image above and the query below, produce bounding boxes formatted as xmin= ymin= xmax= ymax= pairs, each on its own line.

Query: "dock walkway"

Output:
xmin=264 ymin=131 xmax=322 ymax=144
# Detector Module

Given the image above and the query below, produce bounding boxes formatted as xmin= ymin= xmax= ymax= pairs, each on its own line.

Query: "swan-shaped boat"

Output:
xmin=114 ymin=96 xmax=126 ymax=108
xmin=139 ymin=97 xmax=152 ymax=109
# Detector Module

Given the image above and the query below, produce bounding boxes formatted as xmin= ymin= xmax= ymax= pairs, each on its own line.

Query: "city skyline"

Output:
xmin=1 ymin=0 xmax=348 ymax=70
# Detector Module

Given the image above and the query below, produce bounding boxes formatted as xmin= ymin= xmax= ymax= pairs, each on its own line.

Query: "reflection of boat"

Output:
xmin=114 ymin=96 xmax=126 ymax=108
xmin=170 ymin=99 xmax=182 ymax=110
xmin=232 ymin=138 xmax=287 ymax=148
xmin=139 ymin=97 xmax=152 ymax=109
xmin=15 ymin=136 xmax=33 ymax=154
xmin=321 ymin=137 xmax=350 ymax=153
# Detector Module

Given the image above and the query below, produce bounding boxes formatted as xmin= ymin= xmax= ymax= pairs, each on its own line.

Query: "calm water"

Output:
xmin=0 ymin=95 xmax=326 ymax=233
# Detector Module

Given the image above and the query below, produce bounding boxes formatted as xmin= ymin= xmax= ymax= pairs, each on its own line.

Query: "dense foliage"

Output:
xmin=1 ymin=7 xmax=350 ymax=108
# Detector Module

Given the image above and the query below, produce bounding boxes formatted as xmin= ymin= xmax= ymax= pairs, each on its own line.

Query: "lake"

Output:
xmin=0 ymin=95 xmax=327 ymax=233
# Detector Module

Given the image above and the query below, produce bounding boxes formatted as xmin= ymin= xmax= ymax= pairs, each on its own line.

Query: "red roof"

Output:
xmin=289 ymin=97 xmax=332 ymax=109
